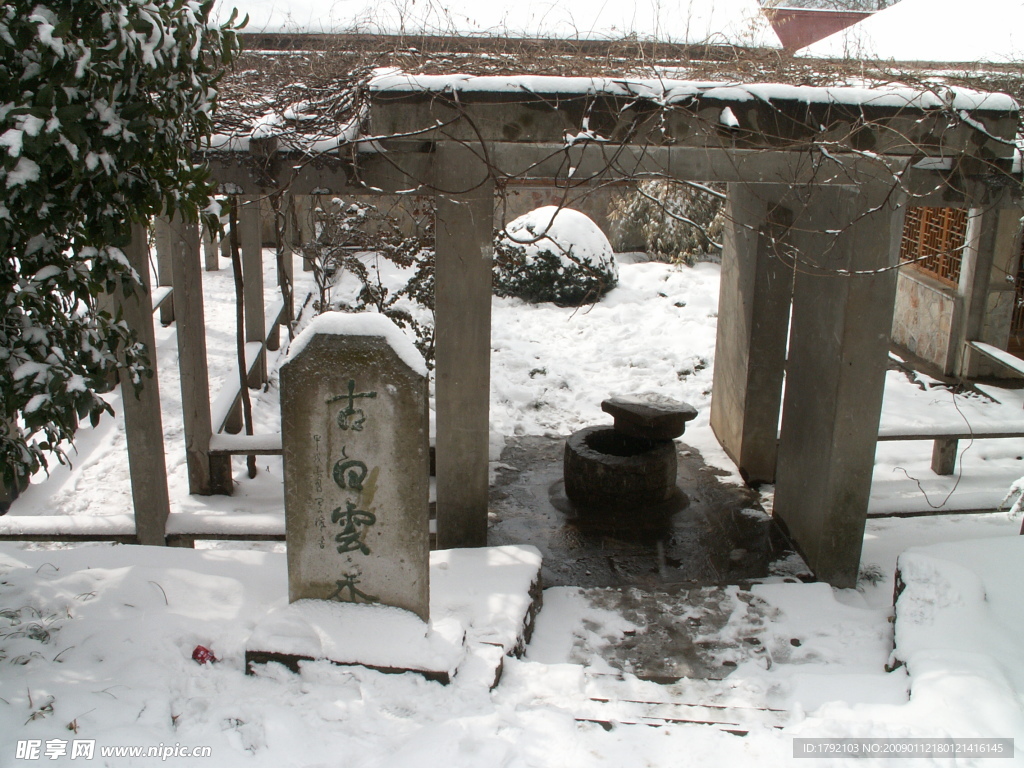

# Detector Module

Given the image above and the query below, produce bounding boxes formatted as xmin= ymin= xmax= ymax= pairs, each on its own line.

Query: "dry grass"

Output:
xmin=213 ymin=34 xmax=1024 ymax=139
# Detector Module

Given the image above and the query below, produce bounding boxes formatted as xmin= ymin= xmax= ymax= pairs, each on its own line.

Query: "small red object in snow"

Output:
xmin=192 ymin=645 xmax=217 ymax=664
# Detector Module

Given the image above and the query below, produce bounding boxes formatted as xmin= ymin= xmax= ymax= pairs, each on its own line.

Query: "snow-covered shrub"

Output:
xmin=608 ymin=180 xmax=725 ymax=265
xmin=303 ymin=198 xmax=436 ymax=367
xmin=0 ymin=2 xmax=241 ymax=491
xmin=493 ymin=207 xmax=618 ymax=306
xmin=1000 ymin=476 xmax=1024 ymax=521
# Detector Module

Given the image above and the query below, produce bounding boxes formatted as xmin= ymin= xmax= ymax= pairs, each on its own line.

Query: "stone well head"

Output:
xmin=563 ymin=395 xmax=697 ymax=515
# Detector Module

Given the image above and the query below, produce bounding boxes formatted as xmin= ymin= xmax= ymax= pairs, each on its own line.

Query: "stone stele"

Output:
xmin=280 ymin=318 xmax=430 ymax=621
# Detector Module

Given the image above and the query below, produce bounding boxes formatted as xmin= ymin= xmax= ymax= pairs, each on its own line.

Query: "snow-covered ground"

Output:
xmin=2 ymin=245 xmax=1023 ymax=766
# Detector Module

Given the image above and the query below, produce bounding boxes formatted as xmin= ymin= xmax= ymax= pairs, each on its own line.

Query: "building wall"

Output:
xmin=891 ymin=267 xmax=959 ymax=373
xmin=891 ymin=208 xmax=1024 ymax=378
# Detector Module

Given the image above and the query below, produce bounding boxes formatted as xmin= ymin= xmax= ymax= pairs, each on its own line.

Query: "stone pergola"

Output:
xmin=197 ymin=73 xmax=1019 ymax=587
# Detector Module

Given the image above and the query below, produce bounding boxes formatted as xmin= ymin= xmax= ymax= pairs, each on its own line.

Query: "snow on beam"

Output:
xmin=0 ymin=514 xmax=137 ymax=540
xmin=368 ymin=72 xmax=1017 ymax=111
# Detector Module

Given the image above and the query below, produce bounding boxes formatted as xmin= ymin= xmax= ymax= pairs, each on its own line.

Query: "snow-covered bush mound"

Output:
xmin=494 ymin=207 xmax=618 ymax=306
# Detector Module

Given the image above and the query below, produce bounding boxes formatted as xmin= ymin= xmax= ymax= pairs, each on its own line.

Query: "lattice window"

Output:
xmin=900 ymin=206 xmax=969 ymax=287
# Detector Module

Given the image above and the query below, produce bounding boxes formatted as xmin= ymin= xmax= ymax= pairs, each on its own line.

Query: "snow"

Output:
xmin=248 ymin=600 xmax=467 ymax=675
xmin=207 ymin=431 xmax=282 ymax=454
xmin=4 ymin=239 xmax=1024 ymax=764
xmin=369 ymin=71 xmax=1018 ymax=112
xmin=165 ymin=512 xmax=284 ymax=537
xmin=430 ymin=545 xmax=543 ymax=653
xmin=801 ymin=0 xmax=1024 ymax=64
xmin=887 ymin=537 xmax=1024 ymax=744
xmin=5 ymin=156 xmax=40 ymax=187
xmin=0 ymin=513 xmax=136 ymax=537
xmin=286 ymin=310 xmax=428 ymax=377
xmin=248 ymin=545 xmax=541 ymax=677
xmin=500 ymin=206 xmax=617 ymax=273
xmin=217 ymin=0 xmax=779 ymax=47
xmin=12 ymin=360 xmax=49 ymax=382
xmin=0 ymin=128 xmax=23 ymax=157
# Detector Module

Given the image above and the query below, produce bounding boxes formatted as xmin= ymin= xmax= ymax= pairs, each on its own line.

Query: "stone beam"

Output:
xmin=954 ymin=198 xmax=1012 ymax=377
xmin=204 ymin=150 xmax=430 ymax=197
xmin=204 ymin=144 xmax=1017 ymax=209
xmin=369 ymin=85 xmax=1018 ymax=160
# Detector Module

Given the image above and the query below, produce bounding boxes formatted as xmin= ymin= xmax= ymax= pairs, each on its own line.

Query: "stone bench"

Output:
xmin=877 ymin=342 xmax=1024 ymax=476
xmin=876 ymin=423 xmax=1024 ymax=476
xmin=0 ymin=512 xmax=287 ymax=547
xmin=0 ymin=514 xmax=138 ymax=544
xmin=209 ymin=298 xmax=288 ymax=443
xmin=968 ymin=340 xmax=1024 ymax=378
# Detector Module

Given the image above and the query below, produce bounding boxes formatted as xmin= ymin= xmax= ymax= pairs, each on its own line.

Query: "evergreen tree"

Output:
xmin=0 ymin=1 xmax=241 ymax=494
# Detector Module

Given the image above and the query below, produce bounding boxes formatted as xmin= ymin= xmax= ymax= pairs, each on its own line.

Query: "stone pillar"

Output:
xmin=295 ymin=195 xmax=315 ymax=272
xmin=239 ymin=195 xmax=266 ymax=386
xmin=271 ymin=192 xmax=294 ymax=351
xmin=153 ymin=216 xmax=175 ymax=325
xmin=279 ymin=192 xmax=295 ymax=311
xmin=773 ymin=185 xmax=906 ymax=588
xmin=118 ymin=222 xmax=172 ymax=545
xmin=169 ymin=216 xmax=233 ymax=496
xmin=956 ymin=202 xmax=1019 ymax=378
xmin=220 ymin=227 xmax=231 ymax=263
xmin=202 ymin=220 xmax=220 ymax=272
xmin=280 ymin=314 xmax=430 ymax=620
xmin=710 ymin=183 xmax=793 ymax=484
xmin=954 ymin=205 xmax=995 ymax=376
xmin=433 ymin=145 xmax=495 ymax=549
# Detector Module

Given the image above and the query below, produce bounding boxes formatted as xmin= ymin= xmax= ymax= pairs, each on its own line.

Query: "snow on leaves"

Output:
xmin=0 ymin=1 xmax=241 ymax=487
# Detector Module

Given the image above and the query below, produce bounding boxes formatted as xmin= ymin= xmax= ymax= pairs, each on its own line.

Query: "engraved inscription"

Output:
xmin=331 ymin=500 xmax=377 ymax=555
xmin=326 ymin=379 xmax=377 ymax=431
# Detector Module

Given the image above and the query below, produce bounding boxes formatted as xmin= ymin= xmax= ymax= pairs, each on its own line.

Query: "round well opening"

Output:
xmin=583 ymin=429 xmax=656 ymax=457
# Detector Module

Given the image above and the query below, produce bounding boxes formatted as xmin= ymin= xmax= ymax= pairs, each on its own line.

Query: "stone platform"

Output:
xmin=488 ymin=435 xmax=807 ymax=590
xmin=246 ymin=545 xmax=542 ymax=686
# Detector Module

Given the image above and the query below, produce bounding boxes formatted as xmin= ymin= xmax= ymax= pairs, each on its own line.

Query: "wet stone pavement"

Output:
xmin=487 ymin=435 xmax=814 ymax=684
xmin=488 ymin=435 xmax=809 ymax=590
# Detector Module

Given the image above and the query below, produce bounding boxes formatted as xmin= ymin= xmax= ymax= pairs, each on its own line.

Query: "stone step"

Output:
xmin=577 ymin=671 xmax=790 ymax=734
xmin=577 ymin=699 xmax=788 ymax=734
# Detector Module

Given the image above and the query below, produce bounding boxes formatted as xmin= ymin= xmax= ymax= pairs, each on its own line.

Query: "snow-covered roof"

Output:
xmin=217 ymin=0 xmax=781 ymax=47
xmin=801 ymin=0 xmax=1024 ymax=64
